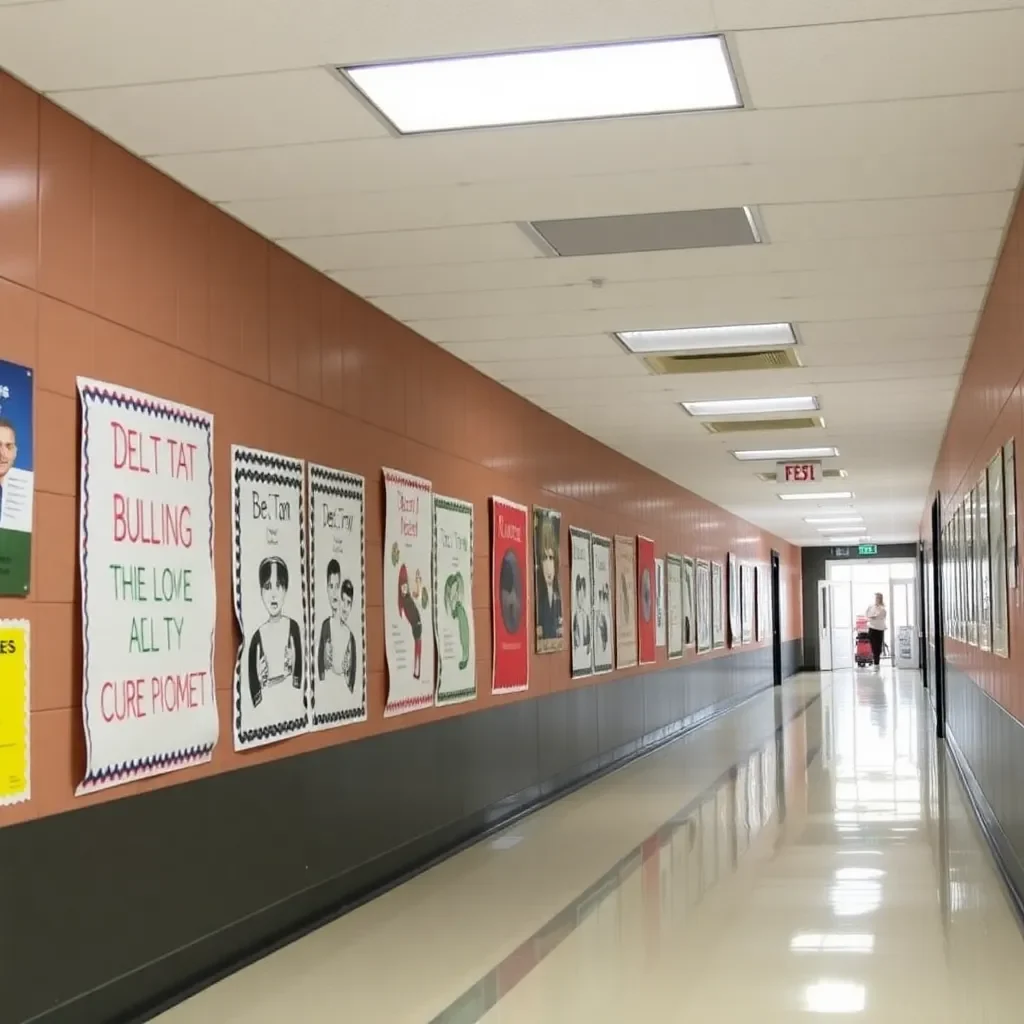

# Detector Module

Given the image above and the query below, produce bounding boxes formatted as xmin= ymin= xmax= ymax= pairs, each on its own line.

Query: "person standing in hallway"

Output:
xmin=866 ymin=592 xmax=887 ymax=668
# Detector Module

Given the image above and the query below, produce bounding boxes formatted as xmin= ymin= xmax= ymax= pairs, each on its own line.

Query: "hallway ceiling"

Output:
xmin=4 ymin=0 xmax=1023 ymax=546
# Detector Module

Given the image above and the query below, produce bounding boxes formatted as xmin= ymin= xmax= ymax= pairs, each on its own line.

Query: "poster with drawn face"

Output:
xmin=637 ymin=536 xmax=656 ymax=665
xmin=614 ymin=535 xmax=638 ymax=669
xmin=570 ymin=527 xmax=594 ymax=679
xmin=741 ymin=564 xmax=755 ymax=646
xmin=492 ymin=497 xmax=529 ymax=692
xmin=711 ymin=562 xmax=725 ymax=649
xmin=695 ymin=560 xmax=711 ymax=654
xmin=383 ymin=468 xmax=435 ymax=716
xmin=666 ymin=554 xmax=683 ymax=660
xmin=433 ymin=495 xmax=476 ymax=705
xmin=655 ymin=558 xmax=666 ymax=648
xmin=728 ymin=553 xmax=741 ymax=646
xmin=232 ymin=446 xmax=308 ymax=750
xmin=77 ymin=379 xmax=218 ymax=791
xmin=683 ymin=556 xmax=695 ymax=649
xmin=591 ymin=534 xmax=614 ymax=674
xmin=756 ymin=565 xmax=771 ymax=644
xmin=533 ymin=507 xmax=565 ymax=654
xmin=308 ymin=464 xmax=366 ymax=730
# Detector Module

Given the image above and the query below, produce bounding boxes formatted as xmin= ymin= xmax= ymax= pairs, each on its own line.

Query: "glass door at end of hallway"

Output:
xmin=818 ymin=580 xmax=854 ymax=671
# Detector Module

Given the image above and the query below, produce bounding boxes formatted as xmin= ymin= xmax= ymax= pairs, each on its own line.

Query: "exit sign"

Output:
xmin=777 ymin=460 xmax=822 ymax=484
xmin=858 ymin=543 xmax=878 ymax=555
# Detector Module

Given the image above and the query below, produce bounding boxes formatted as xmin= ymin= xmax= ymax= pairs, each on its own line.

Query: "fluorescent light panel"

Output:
xmin=806 ymin=516 xmax=862 ymax=525
xmin=778 ymin=491 xmax=853 ymax=501
xmin=734 ymin=446 xmax=838 ymax=462
xmin=343 ymin=36 xmax=740 ymax=134
xmin=682 ymin=395 xmax=819 ymax=417
xmin=618 ymin=321 xmax=794 ymax=355
xmin=828 ymin=536 xmax=870 ymax=544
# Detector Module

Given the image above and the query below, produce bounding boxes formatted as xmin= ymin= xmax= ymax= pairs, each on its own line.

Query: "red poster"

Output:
xmin=637 ymin=535 xmax=656 ymax=665
xmin=492 ymin=497 xmax=529 ymax=693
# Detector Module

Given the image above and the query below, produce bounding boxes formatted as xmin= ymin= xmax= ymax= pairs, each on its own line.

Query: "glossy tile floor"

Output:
xmin=158 ymin=671 xmax=1024 ymax=1022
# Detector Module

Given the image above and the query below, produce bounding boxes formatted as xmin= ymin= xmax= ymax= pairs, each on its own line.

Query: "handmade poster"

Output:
xmin=0 ymin=360 xmax=33 ymax=595
xmin=666 ymin=554 xmax=683 ymax=659
xmin=977 ymin=475 xmax=991 ymax=653
xmin=383 ymin=469 xmax=436 ymax=715
xmin=533 ymin=506 xmax=564 ymax=654
xmin=308 ymin=464 xmax=366 ymax=729
xmin=614 ymin=535 xmax=638 ymax=669
xmin=727 ymin=553 xmax=741 ymax=646
xmin=756 ymin=565 xmax=771 ymax=643
xmin=655 ymin=558 xmax=666 ymax=648
xmin=711 ymin=562 xmax=725 ymax=649
xmin=637 ymin=536 xmax=656 ymax=665
xmin=232 ymin=446 xmax=308 ymax=749
xmin=492 ymin=497 xmax=529 ymax=692
xmin=0 ymin=619 xmax=29 ymax=805
xmin=741 ymin=564 xmax=755 ymax=645
xmin=988 ymin=453 xmax=1009 ymax=657
xmin=683 ymin=556 xmax=695 ymax=649
xmin=695 ymin=559 xmax=711 ymax=654
xmin=591 ymin=534 xmax=614 ymax=674
xmin=1005 ymin=439 xmax=1018 ymax=589
xmin=77 ymin=379 xmax=217 ymax=791
xmin=433 ymin=495 xmax=476 ymax=705
xmin=964 ymin=491 xmax=976 ymax=646
xmin=569 ymin=527 xmax=594 ymax=679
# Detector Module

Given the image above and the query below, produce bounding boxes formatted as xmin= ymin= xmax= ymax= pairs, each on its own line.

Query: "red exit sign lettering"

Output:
xmin=777 ymin=460 xmax=822 ymax=483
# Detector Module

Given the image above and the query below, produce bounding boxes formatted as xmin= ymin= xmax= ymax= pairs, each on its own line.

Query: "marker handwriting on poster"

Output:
xmin=498 ymin=514 xmax=522 ymax=542
xmin=398 ymin=488 xmax=421 ymax=537
xmin=103 ymin=420 xmax=210 ymax=725
xmin=438 ymin=524 xmax=470 ymax=554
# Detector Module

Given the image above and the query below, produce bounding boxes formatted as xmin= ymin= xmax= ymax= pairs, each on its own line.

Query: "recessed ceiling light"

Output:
xmin=817 ymin=524 xmax=865 ymax=533
xmin=827 ymin=535 xmax=870 ymax=544
xmin=341 ymin=35 xmax=740 ymax=134
xmin=734 ymin=446 xmax=838 ymax=462
xmin=806 ymin=516 xmax=862 ymax=525
xmin=682 ymin=396 xmax=819 ymax=417
xmin=618 ymin=322 xmax=794 ymax=355
xmin=778 ymin=491 xmax=853 ymax=501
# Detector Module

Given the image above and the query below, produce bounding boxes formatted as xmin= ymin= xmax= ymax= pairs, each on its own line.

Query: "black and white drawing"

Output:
xmin=695 ymin=559 xmax=711 ymax=654
xmin=683 ymin=556 xmax=695 ymax=650
xmin=232 ymin=446 xmax=309 ymax=750
xmin=666 ymin=554 xmax=683 ymax=660
xmin=591 ymin=534 xmax=614 ymax=674
xmin=309 ymin=464 xmax=366 ymax=729
xmin=655 ymin=558 xmax=666 ymax=648
xmin=711 ymin=561 xmax=725 ymax=649
xmin=570 ymin=527 xmax=594 ymax=679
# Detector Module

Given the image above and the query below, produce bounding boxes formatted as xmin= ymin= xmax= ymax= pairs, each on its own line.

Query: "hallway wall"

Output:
xmin=921 ymin=183 xmax=1024 ymax=898
xmin=0 ymin=73 xmax=802 ymax=1023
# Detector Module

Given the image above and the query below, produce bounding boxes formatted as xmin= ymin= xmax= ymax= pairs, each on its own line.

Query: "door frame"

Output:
xmin=930 ymin=493 xmax=947 ymax=739
xmin=770 ymin=549 xmax=783 ymax=686
xmin=918 ymin=541 xmax=929 ymax=689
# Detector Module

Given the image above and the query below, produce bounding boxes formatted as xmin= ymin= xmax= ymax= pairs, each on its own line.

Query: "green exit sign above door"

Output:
xmin=858 ymin=543 xmax=878 ymax=555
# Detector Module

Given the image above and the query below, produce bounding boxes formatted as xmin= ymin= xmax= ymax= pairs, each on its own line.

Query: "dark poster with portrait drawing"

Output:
xmin=308 ymin=464 xmax=366 ymax=730
xmin=533 ymin=506 xmax=564 ymax=654
xmin=492 ymin=497 xmax=529 ymax=693
xmin=232 ymin=445 xmax=309 ymax=751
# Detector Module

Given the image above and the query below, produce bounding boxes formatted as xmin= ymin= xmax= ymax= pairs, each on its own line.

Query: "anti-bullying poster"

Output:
xmin=591 ymin=534 xmax=614 ymax=674
xmin=433 ymin=494 xmax=476 ymax=706
xmin=308 ymin=464 xmax=366 ymax=730
xmin=0 ymin=619 xmax=29 ymax=805
xmin=232 ymin=446 xmax=309 ymax=750
xmin=492 ymin=497 xmax=529 ymax=693
xmin=77 ymin=379 xmax=217 ymax=792
xmin=637 ymin=535 xmax=656 ymax=665
xmin=614 ymin=534 xmax=637 ymax=669
xmin=0 ymin=359 xmax=33 ymax=595
xmin=569 ymin=526 xmax=593 ymax=679
xmin=383 ymin=469 xmax=436 ymax=717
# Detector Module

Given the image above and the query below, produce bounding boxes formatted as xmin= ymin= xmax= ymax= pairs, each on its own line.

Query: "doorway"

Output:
xmin=929 ymin=494 xmax=946 ymax=738
xmin=771 ymin=549 xmax=782 ymax=686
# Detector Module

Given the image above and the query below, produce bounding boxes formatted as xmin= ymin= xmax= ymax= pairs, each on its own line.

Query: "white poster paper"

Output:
xmin=655 ymin=558 xmax=666 ymax=648
xmin=232 ymin=446 xmax=309 ymax=750
xmin=666 ymin=554 xmax=683 ymax=660
xmin=695 ymin=559 xmax=711 ymax=654
xmin=591 ymin=534 xmax=614 ymax=674
xmin=308 ymin=464 xmax=366 ymax=730
xmin=570 ymin=527 xmax=594 ymax=679
xmin=711 ymin=561 xmax=726 ymax=649
xmin=683 ymin=556 xmax=695 ymax=650
xmin=77 ymin=379 xmax=217 ymax=792
xmin=741 ymin=564 xmax=755 ymax=645
xmin=433 ymin=495 xmax=476 ymax=706
xmin=614 ymin=535 xmax=638 ymax=669
xmin=384 ymin=468 xmax=435 ymax=716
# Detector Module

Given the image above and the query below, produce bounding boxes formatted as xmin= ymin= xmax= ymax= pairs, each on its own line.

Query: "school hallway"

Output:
xmin=153 ymin=671 xmax=1024 ymax=1022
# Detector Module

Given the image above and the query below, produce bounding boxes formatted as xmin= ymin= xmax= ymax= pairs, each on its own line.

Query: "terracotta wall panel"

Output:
xmin=0 ymin=74 xmax=801 ymax=831
xmin=924 ymin=187 xmax=1024 ymax=725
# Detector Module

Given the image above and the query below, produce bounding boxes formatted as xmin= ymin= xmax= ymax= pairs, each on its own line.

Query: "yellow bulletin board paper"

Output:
xmin=0 ymin=620 xmax=29 ymax=806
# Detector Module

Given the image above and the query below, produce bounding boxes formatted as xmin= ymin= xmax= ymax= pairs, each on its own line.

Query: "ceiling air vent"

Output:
xmin=756 ymin=468 xmax=848 ymax=482
xmin=527 ymin=207 xmax=760 ymax=257
xmin=702 ymin=416 xmax=824 ymax=435
xmin=645 ymin=348 xmax=800 ymax=375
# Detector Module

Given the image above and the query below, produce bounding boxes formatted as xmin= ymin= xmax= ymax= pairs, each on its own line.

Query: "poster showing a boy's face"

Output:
xmin=259 ymin=557 xmax=287 ymax=618
xmin=0 ymin=419 xmax=16 ymax=483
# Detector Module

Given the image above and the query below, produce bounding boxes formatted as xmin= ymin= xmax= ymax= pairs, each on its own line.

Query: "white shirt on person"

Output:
xmin=866 ymin=604 xmax=887 ymax=631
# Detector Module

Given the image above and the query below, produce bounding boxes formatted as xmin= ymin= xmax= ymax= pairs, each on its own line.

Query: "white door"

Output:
xmin=818 ymin=581 xmax=854 ymax=670
xmin=891 ymin=580 xmax=919 ymax=668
